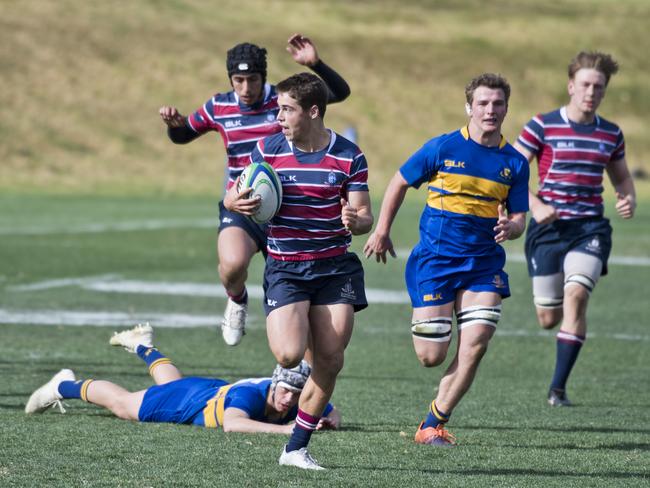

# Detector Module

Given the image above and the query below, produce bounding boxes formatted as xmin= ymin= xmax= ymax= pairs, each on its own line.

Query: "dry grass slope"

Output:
xmin=1 ymin=0 xmax=649 ymax=195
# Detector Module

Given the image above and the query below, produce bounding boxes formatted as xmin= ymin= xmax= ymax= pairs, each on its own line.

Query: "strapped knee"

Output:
xmin=564 ymin=273 xmax=595 ymax=294
xmin=411 ymin=317 xmax=452 ymax=342
xmin=456 ymin=305 xmax=501 ymax=330
xmin=533 ymin=296 xmax=564 ymax=309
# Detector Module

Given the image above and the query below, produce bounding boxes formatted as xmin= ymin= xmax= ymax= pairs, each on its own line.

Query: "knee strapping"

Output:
xmin=534 ymin=296 xmax=564 ymax=309
xmin=564 ymin=273 xmax=595 ymax=294
xmin=411 ymin=317 xmax=452 ymax=342
xmin=456 ymin=305 xmax=501 ymax=329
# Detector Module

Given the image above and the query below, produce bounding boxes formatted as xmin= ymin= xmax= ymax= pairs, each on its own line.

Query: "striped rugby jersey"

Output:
xmin=400 ymin=127 xmax=529 ymax=258
xmin=251 ymin=130 xmax=369 ymax=261
xmin=188 ymin=84 xmax=281 ymax=190
xmin=517 ymin=107 xmax=625 ymax=219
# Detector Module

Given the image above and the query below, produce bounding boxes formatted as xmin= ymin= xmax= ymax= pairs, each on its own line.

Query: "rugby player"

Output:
xmin=227 ymin=72 xmax=372 ymax=469
xmin=514 ymin=51 xmax=636 ymax=407
xmin=364 ymin=73 xmax=529 ymax=446
xmin=25 ymin=324 xmax=341 ymax=433
xmin=159 ymin=34 xmax=350 ymax=347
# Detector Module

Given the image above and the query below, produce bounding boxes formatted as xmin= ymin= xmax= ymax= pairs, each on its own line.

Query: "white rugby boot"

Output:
xmin=25 ymin=369 xmax=76 ymax=414
xmin=279 ymin=447 xmax=325 ymax=470
xmin=109 ymin=323 xmax=154 ymax=353
xmin=221 ymin=298 xmax=247 ymax=346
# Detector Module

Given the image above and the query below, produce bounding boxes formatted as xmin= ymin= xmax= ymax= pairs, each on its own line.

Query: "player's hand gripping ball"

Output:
xmin=237 ymin=162 xmax=283 ymax=224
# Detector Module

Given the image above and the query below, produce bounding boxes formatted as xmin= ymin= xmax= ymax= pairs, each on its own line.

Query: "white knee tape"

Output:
xmin=564 ymin=273 xmax=595 ymax=294
xmin=534 ymin=296 xmax=564 ymax=309
xmin=456 ymin=305 xmax=501 ymax=330
xmin=411 ymin=317 xmax=452 ymax=342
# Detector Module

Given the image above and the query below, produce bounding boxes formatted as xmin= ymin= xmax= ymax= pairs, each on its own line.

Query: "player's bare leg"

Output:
xmin=266 ymin=301 xmax=310 ymax=367
xmin=217 ymin=227 xmax=258 ymax=345
xmin=84 ymin=382 xmax=146 ymax=420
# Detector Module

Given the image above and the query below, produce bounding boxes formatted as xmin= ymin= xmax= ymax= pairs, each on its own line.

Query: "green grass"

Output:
xmin=1 ymin=194 xmax=649 ymax=486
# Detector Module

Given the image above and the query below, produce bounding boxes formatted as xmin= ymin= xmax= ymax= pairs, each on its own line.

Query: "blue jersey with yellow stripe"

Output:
xmin=400 ymin=127 xmax=529 ymax=258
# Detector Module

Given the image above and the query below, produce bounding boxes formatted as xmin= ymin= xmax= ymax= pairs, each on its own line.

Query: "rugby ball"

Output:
xmin=237 ymin=162 xmax=283 ymax=224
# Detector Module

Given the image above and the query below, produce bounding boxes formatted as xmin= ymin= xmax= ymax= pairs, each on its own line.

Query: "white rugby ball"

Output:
xmin=237 ymin=162 xmax=283 ymax=224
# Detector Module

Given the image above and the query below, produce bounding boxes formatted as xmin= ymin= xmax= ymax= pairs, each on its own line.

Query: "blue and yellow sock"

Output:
xmin=58 ymin=379 xmax=94 ymax=402
xmin=136 ymin=345 xmax=172 ymax=376
xmin=421 ymin=400 xmax=450 ymax=429
xmin=550 ymin=330 xmax=585 ymax=391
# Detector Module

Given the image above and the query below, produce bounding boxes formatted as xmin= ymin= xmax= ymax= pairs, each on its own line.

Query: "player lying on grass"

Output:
xmin=25 ymin=324 xmax=341 ymax=434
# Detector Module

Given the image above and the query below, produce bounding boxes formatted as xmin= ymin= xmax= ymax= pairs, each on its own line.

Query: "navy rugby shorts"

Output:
xmin=263 ymin=253 xmax=367 ymax=315
xmin=525 ymin=217 xmax=612 ymax=277
xmin=218 ymin=201 xmax=268 ymax=257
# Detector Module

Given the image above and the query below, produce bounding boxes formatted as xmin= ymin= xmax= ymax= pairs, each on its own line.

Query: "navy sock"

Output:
xmin=286 ymin=409 xmax=320 ymax=452
xmin=550 ymin=330 xmax=585 ymax=391
xmin=421 ymin=400 xmax=450 ymax=429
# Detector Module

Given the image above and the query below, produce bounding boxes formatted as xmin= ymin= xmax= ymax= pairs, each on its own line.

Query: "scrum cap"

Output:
xmin=226 ymin=43 xmax=267 ymax=79
xmin=271 ymin=360 xmax=311 ymax=392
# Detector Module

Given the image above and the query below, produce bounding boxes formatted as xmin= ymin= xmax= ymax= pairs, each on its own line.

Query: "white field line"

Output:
xmin=10 ymin=277 xmax=410 ymax=304
xmin=0 ymin=308 xmax=648 ymax=342
xmin=394 ymin=248 xmax=650 ymax=267
xmin=1 ymin=217 xmax=646 ymax=266
xmin=0 ymin=218 xmax=217 ymax=236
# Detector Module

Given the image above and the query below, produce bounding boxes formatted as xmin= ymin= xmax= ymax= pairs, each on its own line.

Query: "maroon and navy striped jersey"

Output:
xmin=517 ymin=107 xmax=625 ymax=219
xmin=251 ymin=131 xmax=369 ymax=261
xmin=187 ymin=84 xmax=281 ymax=190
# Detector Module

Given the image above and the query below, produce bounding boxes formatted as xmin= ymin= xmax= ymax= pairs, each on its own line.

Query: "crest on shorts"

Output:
xmin=340 ymin=279 xmax=356 ymax=300
xmin=586 ymin=237 xmax=600 ymax=252
xmin=492 ymin=274 xmax=506 ymax=288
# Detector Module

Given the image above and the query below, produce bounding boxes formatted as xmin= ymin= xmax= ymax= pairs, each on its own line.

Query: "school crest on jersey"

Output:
xmin=327 ymin=171 xmax=337 ymax=185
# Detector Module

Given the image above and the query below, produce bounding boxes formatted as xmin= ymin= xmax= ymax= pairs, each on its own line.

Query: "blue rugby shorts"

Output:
xmin=405 ymin=244 xmax=510 ymax=307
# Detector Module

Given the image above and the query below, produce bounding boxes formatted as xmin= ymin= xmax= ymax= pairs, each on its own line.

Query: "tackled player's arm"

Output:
xmin=317 ymin=406 xmax=341 ymax=430
xmin=221 ymin=407 xmax=293 ymax=434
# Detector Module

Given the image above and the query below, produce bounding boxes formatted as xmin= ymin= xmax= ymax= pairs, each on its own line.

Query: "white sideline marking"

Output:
xmin=0 ymin=218 xmax=217 ymax=236
xmin=394 ymin=249 xmax=650 ymax=267
xmin=9 ymin=277 xmax=411 ymax=304
xmin=0 ymin=308 xmax=648 ymax=342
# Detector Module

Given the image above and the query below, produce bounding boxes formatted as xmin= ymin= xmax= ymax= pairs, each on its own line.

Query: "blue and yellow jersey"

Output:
xmin=400 ymin=127 xmax=529 ymax=257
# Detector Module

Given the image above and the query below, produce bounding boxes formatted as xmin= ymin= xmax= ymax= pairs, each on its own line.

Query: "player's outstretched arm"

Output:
xmin=363 ymin=171 xmax=408 ymax=263
xmin=607 ymin=157 xmax=637 ymax=219
xmin=222 ymin=407 xmax=294 ymax=434
xmin=159 ymin=105 xmax=200 ymax=144
xmin=286 ymin=33 xmax=350 ymax=103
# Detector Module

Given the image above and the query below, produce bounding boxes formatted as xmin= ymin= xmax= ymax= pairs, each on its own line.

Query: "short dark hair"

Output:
xmin=276 ymin=72 xmax=328 ymax=118
xmin=568 ymin=51 xmax=619 ymax=85
xmin=226 ymin=43 xmax=267 ymax=82
xmin=465 ymin=73 xmax=511 ymax=105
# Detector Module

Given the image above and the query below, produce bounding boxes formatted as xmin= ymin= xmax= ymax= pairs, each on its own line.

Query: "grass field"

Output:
xmin=1 ymin=193 xmax=649 ymax=487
